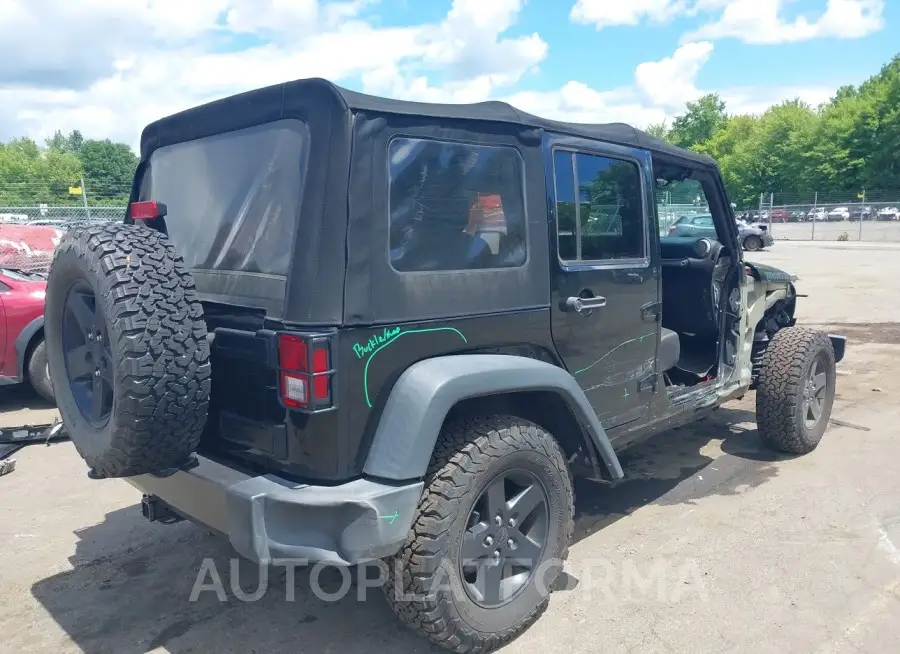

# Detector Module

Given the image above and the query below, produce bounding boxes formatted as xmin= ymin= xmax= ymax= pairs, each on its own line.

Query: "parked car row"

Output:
xmin=740 ymin=206 xmax=900 ymax=223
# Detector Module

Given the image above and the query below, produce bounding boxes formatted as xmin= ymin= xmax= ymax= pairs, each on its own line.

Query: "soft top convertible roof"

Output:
xmin=140 ymin=78 xmax=716 ymax=168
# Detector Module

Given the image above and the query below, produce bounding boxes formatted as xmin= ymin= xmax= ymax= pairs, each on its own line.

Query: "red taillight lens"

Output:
xmin=277 ymin=334 xmax=333 ymax=410
xmin=130 ymin=201 xmax=167 ymax=220
xmin=312 ymin=347 xmax=329 ymax=401
xmin=279 ymin=335 xmax=308 ymax=372
xmin=279 ymin=335 xmax=309 ymax=408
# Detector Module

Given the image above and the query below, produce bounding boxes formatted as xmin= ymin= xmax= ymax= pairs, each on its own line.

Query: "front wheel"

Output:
xmin=743 ymin=235 xmax=763 ymax=251
xmin=756 ymin=327 xmax=836 ymax=454
xmin=383 ymin=415 xmax=575 ymax=652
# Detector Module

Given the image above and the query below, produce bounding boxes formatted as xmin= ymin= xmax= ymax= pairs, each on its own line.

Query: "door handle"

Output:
xmin=565 ymin=295 xmax=607 ymax=315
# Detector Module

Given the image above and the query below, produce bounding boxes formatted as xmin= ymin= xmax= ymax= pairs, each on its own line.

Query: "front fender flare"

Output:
xmin=363 ymin=354 xmax=624 ymax=482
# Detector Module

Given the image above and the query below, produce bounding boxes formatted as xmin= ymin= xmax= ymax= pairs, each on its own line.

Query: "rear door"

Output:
xmin=547 ymin=137 xmax=660 ymax=429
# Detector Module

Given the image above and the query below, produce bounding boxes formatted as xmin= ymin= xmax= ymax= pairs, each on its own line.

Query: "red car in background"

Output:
xmin=0 ymin=268 xmax=53 ymax=402
xmin=0 ymin=223 xmax=62 ymax=403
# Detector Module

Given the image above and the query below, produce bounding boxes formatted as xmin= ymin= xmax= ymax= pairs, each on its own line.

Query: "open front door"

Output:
xmin=546 ymin=137 xmax=660 ymax=429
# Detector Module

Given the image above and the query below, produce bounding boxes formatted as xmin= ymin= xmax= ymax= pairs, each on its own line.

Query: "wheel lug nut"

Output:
xmin=494 ymin=515 xmax=503 ymax=527
xmin=87 ymin=333 xmax=94 ymax=341
xmin=508 ymin=539 xmax=515 ymax=549
xmin=508 ymin=517 xmax=516 ymax=528
xmin=483 ymin=536 xmax=493 ymax=547
xmin=492 ymin=550 xmax=501 ymax=562
xmin=94 ymin=370 xmax=101 ymax=377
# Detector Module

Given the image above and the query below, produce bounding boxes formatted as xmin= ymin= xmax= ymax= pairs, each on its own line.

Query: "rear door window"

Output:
xmin=139 ymin=119 xmax=309 ymax=277
xmin=388 ymin=137 xmax=527 ymax=272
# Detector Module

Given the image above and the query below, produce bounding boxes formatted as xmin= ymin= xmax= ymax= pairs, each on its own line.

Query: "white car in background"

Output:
xmin=807 ymin=208 xmax=827 ymax=221
xmin=828 ymin=206 xmax=850 ymax=221
xmin=877 ymin=206 xmax=900 ymax=220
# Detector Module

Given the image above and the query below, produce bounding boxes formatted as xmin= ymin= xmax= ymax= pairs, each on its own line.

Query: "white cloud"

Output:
xmin=569 ymin=0 xmax=733 ymax=29
xmin=570 ymin=0 xmax=686 ymax=28
xmin=506 ymin=82 xmax=669 ymax=126
xmin=0 ymin=0 xmax=547 ymax=147
xmin=684 ymin=0 xmax=885 ymax=44
xmin=635 ymin=41 xmax=714 ymax=112
xmin=501 ymin=42 xmax=835 ymax=129
xmin=0 ymin=0 xmax=868 ymax=155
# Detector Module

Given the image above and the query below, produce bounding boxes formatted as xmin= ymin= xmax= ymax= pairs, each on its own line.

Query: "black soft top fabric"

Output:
xmin=139 ymin=77 xmax=716 ymax=168
xmin=136 ymin=77 xmax=717 ymax=325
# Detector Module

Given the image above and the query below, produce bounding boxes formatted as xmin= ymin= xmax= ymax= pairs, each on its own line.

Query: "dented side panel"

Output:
xmin=543 ymin=133 xmax=662 ymax=430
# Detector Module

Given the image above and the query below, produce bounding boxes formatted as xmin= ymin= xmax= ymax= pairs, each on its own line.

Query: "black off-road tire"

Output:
xmin=743 ymin=235 xmax=763 ymax=251
xmin=27 ymin=338 xmax=55 ymax=404
xmin=756 ymin=327 xmax=836 ymax=454
xmin=44 ymin=223 xmax=211 ymax=478
xmin=382 ymin=415 xmax=574 ymax=653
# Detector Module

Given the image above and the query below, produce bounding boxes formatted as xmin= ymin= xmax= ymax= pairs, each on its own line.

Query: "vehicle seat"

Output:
xmin=659 ymin=328 xmax=681 ymax=372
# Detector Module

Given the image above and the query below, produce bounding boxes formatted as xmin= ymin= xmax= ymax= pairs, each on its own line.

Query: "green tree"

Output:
xmin=78 ymin=139 xmax=139 ymax=202
xmin=645 ymin=121 xmax=670 ymax=141
xmin=45 ymin=129 xmax=85 ymax=155
xmin=694 ymin=114 xmax=765 ymax=207
xmin=668 ymin=94 xmax=728 ymax=149
xmin=0 ymin=137 xmax=83 ymax=205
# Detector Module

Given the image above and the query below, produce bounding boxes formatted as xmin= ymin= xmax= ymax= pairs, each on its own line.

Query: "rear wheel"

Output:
xmin=383 ymin=415 xmax=574 ymax=652
xmin=743 ymin=235 xmax=763 ymax=251
xmin=756 ymin=327 xmax=836 ymax=454
xmin=27 ymin=338 xmax=54 ymax=404
xmin=44 ymin=223 xmax=211 ymax=478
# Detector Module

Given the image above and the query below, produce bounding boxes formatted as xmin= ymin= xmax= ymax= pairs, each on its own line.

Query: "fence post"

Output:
xmin=80 ymin=176 xmax=92 ymax=221
xmin=811 ymin=191 xmax=817 ymax=241
xmin=858 ymin=189 xmax=865 ymax=241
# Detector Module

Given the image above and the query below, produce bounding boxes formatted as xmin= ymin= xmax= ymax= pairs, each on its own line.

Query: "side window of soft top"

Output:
xmin=387 ymin=137 xmax=527 ymax=273
xmin=554 ymin=149 xmax=646 ymax=263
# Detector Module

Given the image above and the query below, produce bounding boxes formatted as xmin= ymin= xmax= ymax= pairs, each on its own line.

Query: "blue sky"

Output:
xmin=0 ymin=0 xmax=894 ymax=148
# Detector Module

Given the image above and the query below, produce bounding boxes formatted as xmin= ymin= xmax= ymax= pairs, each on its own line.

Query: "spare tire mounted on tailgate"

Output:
xmin=45 ymin=223 xmax=211 ymax=478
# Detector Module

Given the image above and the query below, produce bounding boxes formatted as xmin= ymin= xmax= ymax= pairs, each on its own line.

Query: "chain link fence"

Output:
xmin=0 ymin=206 xmax=123 ymax=274
xmin=3 ymin=194 xmax=899 ymax=250
xmin=0 ymin=205 xmax=124 ymax=224
xmin=752 ymin=192 xmax=900 ymax=242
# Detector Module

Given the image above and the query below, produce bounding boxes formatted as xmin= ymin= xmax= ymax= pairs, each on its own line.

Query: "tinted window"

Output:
xmin=694 ymin=215 xmax=714 ymax=227
xmin=388 ymin=138 xmax=526 ymax=272
xmin=141 ymin=119 xmax=309 ymax=276
xmin=554 ymin=151 xmax=645 ymax=262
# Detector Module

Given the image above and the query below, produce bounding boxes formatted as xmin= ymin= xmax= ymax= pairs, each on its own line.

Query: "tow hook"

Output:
xmin=141 ymin=494 xmax=185 ymax=524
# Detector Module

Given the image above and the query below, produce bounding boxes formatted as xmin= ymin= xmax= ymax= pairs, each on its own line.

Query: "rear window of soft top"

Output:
xmin=138 ymin=119 xmax=309 ymax=277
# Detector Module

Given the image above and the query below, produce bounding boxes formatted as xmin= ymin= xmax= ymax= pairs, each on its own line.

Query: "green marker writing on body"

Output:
xmin=353 ymin=326 xmax=402 ymax=359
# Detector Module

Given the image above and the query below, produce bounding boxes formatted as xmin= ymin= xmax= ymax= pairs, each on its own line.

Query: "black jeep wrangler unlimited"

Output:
xmin=44 ymin=78 xmax=845 ymax=652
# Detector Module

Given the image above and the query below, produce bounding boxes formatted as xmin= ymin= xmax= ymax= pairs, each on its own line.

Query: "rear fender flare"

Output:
xmin=362 ymin=354 xmax=624 ymax=482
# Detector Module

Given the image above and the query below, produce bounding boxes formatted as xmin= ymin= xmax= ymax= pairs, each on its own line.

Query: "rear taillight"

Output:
xmin=278 ymin=333 xmax=334 ymax=411
xmin=130 ymin=201 xmax=167 ymax=220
